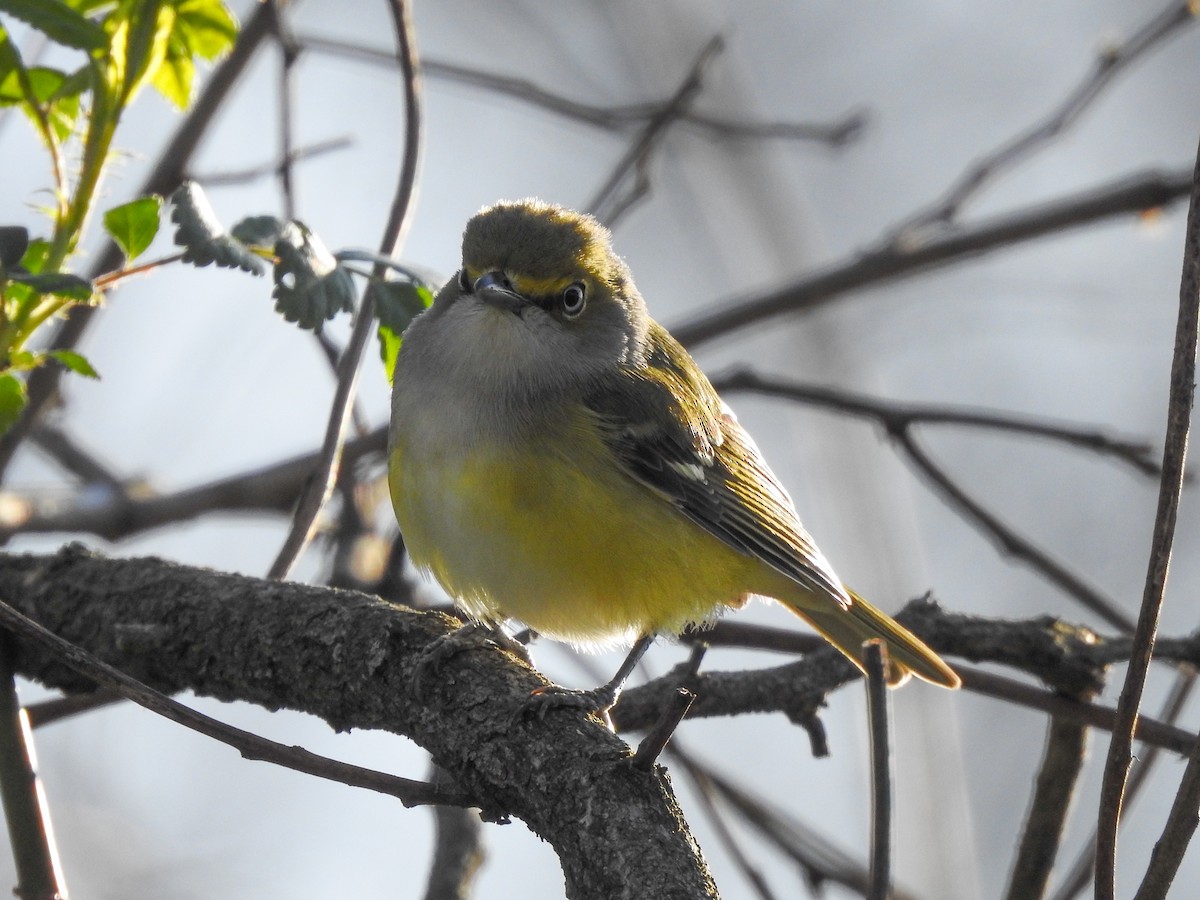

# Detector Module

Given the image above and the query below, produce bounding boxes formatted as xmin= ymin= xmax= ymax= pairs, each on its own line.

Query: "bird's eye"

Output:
xmin=457 ymin=268 xmax=471 ymax=292
xmin=560 ymin=282 xmax=586 ymax=318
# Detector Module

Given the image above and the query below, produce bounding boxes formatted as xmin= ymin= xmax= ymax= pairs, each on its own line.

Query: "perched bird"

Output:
xmin=388 ymin=199 xmax=959 ymax=713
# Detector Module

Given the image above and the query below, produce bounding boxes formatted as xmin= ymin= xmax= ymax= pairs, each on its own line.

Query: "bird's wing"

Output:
xmin=584 ymin=322 xmax=848 ymax=608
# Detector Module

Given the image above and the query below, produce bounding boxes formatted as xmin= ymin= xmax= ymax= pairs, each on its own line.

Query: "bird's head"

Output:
xmin=444 ymin=200 xmax=650 ymax=383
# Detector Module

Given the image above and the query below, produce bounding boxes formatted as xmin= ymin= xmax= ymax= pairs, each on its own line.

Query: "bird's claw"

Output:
xmin=411 ymin=622 xmax=525 ymax=699
xmin=517 ymin=683 xmax=620 ymax=729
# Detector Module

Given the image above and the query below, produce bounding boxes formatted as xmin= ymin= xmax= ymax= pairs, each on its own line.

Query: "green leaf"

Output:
xmin=378 ymin=324 xmax=402 ymax=386
xmin=371 ymin=279 xmax=431 ymax=385
xmin=18 ymin=238 xmax=50 ymax=273
xmin=113 ymin=0 xmax=174 ymax=104
xmin=46 ymin=348 xmax=99 ymax=378
xmin=103 ymin=195 xmax=161 ymax=261
xmin=9 ymin=271 xmax=93 ymax=299
xmin=372 ymin=278 xmax=432 ymax=333
xmin=0 ymin=0 xmax=107 ymax=52
xmin=0 ymin=226 xmax=28 ymax=269
xmin=146 ymin=0 xmax=237 ymax=107
xmin=0 ymin=30 xmax=23 ymax=107
xmin=174 ymin=0 xmax=237 ymax=60
xmin=0 ymin=373 xmax=26 ymax=435
xmin=0 ymin=66 xmax=81 ymax=140
xmin=150 ymin=40 xmax=191 ymax=108
xmin=272 ymin=222 xmax=356 ymax=331
xmin=169 ymin=181 xmax=264 ymax=274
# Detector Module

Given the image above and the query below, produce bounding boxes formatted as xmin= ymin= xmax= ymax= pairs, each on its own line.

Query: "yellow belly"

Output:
xmin=389 ymin=422 xmax=761 ymax=647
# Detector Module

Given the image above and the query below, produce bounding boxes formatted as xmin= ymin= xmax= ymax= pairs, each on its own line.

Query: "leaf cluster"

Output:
xmin=0 ymin=0 xmax=238 ymax=434
xmin=168 ymin=181 xmax=434 ymax=383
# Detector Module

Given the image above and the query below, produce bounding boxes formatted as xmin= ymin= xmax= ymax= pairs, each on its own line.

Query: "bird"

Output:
xmin=387 ymin=199 xmax=959 ymax=715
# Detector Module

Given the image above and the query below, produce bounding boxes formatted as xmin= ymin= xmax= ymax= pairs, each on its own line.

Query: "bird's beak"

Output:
xmin=473 ymin=271 xmax=525 ymax=314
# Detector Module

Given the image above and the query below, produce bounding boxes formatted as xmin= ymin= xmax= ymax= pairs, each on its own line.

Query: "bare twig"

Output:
xmin=897 ymin=1 xmax=1197 ymax=231
xmin=26 ymin=688 xmax=125 ymax=729
xmin=631 ymin=642 xmax=705 ymax=771
xmin=957 ymin=667 xmax=1192 ymax=757
xmin=267 ymin=0 xmax=300 ymax=220
xmin=713 ymin=370 xmax=1163 ymax=477
xmin=1005 ymin=716 xmax=1090 ymax=900
xmin=0 ymin=637 xmax=66 ymax=900
xmin=192 ymin=136 xmax=354 ymax=186
xmin=895 ymin=429 xmax=1134 ymax=632
xmin=0 ymin=426 xmax=387 ymax=543
xmin=587 ymin=36 xmax=723 ymax=226
xmin=0 ymin=593 xmax=472 ymax=810
xmin=669 ymin=742 xmax=917 ymax=900
xmin=1134 ymin=729 xmax=1200 ymax=898
xmin=671 ymin=744 xmax=780 ymax=900
xmin=674 ymin=169 xmax=1193 ymax=350
xmin=91 ymin=251 xmax=187 ymax=292
xmin=299 ymin=36 xmax=865 ymax=147
xmin=863 ymin=642 xmax=891 ymax=900
xmin=1051 ymin=674 xmax=1196 ymax=900
xmin=267 ymin=0 xmax=422 ymax=579
xmin=1094 ymin=128 xmax=1200 ymax=900
xmin=423 ymin=764 xmax=485 ymax=900
xmin=29 ymin=425 xmax=123 ymax=488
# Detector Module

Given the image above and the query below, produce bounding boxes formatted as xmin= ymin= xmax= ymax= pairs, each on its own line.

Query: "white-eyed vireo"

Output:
xmin=388 ymin=199 xmax=959 ymax=714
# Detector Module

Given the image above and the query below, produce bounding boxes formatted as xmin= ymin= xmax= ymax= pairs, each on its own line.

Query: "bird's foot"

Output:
xmin=520 ymin=683 xmax=623 ymax=729
xmin=411 ymin=622 xmax=531 ymax=699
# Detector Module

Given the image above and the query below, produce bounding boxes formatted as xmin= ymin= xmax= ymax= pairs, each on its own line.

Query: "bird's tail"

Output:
xmin=783 ymin=588 xmax=960 ymax=689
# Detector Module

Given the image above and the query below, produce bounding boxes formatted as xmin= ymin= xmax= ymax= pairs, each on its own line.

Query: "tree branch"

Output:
xmin=0 ymin=546 xmax=718 ymax=900
xmin=674 ymin=169 xmax=1193 ymax=350
xmin=1095 ymin=119 xmax=1200 ymax=900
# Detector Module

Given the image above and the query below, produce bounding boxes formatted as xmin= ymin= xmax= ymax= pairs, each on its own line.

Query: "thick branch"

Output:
xmin=0 ymin=546 xmax=717 ymax=900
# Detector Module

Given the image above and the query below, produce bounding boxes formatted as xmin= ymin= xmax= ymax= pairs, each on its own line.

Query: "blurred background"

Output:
xmin=3 ymin=1 xmax=1200 ymax=897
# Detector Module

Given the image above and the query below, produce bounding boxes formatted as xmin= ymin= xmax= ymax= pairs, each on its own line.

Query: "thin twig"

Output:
xmin=587 ymin=36 xmax=723 ymax=226
xmin=267 ymin=0 xmax=422 ymax=579
xmin=268 ymin=0 xmax=300 ymax=221
xmin=671 ymin=743 xmax=780 ymax=900
xmin=631 ymin=642 xmax=705 ymax=771
xmin=422 ymin=764 xmax=485 ymax=900
xmin=713 ymin=370 xmax=1163 ymax=477
xmin=91 ymin=251 xmax=187 ymax=292
xmin=0 ymin=426 xmax=388 ymax=543
xmin=311 ymin=331 xmax=370 ymax=436
xmin=896 ymin=430 xmax=1134 ymax=632
xmin=1005 ymin=716 xmax=1090 ymax=900
xmin=0 ymin=594 xmax=472 ymax=810
xmin=1134 ymin=730 xmax=1200 ymax=898
xmin=299 ymin=36 xmax=864 ymax=147
xmin=1094 ymin=127 xmax=1200 ymax=900
xmin=897 ymin=1 xmax=1197 ymax=231
xmin=957 ymin=666 xmax=1193 ymax=757
xmin=1051 ymin=674 xmax=1196 ymax=900
xmin=26 ymin=688 xmax=125 ymax=729
xmin=0 ymin=636 xmax=66 ymax=900
xmin=674 ymin=169 xmax=1193 ymax=350
xmin=670 ymin=742 xmax=916 ymax=899
xmin=863 ymin=642 xmax=892 ymax=900
xmin=29 ymin=425 xmax=123 ymax=488
xmin=193 ymin=136 xmax=354 ymax=186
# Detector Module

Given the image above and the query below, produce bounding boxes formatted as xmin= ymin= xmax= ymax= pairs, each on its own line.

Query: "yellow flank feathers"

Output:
xmin=390 ymin=404 xmax=760 ymax=647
